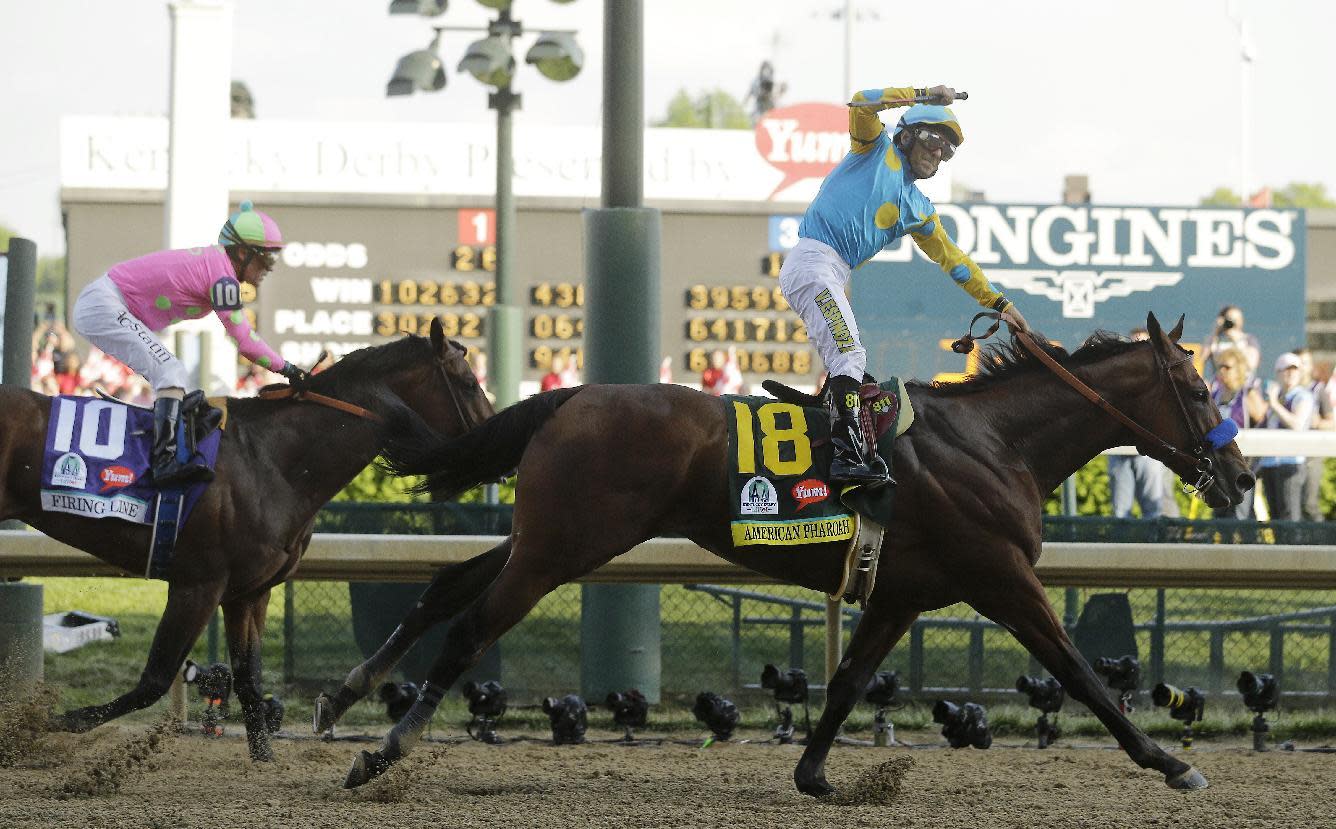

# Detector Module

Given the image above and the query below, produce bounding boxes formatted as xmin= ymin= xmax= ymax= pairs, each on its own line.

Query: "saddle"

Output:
xmin=757 ymin=376 xmax=911 ymax=607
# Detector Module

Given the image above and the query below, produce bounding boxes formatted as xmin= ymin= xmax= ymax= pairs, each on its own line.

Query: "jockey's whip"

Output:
xmin=848 ymin=91 xmax=968 ymax=108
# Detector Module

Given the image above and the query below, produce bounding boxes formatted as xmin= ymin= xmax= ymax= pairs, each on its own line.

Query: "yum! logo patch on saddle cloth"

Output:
xmin=40 ymin=396 xmax=221 ymax=525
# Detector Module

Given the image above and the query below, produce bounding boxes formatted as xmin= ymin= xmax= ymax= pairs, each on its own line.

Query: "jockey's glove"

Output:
xmin=279 ymin=363 xmax=312 ymax=391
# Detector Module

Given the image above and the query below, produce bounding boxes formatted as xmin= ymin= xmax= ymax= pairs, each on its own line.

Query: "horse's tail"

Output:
xmin=383 ymin=387 xmax=583 ymax=498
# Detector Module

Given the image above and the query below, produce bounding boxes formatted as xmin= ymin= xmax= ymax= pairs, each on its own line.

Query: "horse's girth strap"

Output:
xmin=258 ymin=387 xmax=384 ymax=423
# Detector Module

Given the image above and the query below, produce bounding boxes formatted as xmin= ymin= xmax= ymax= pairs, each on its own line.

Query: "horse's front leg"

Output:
xmin=794 ymin=597 xmax=919 ymax=797
xmin=56 ymin=578 xmax=224 ymax=733
xmin=224 ymin=592 xmax=274 ymax=762
xmin=314 ymin=540 xmax=511 ymax=733
xmin=968 ymin=562 xmax=1206 ymax=791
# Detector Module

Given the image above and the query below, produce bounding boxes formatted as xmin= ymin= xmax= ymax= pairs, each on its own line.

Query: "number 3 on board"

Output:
xmin=733 ymin=401 xmax=812 ymax=477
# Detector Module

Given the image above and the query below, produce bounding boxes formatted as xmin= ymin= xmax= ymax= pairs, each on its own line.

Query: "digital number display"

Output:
xmin=530 ymin=282 xmax=584 ymax=308
xmin=685 ymin=316 xmax=808 ymax=344
xmin=530 ymin=314 xmax=583 ymax=340
xmin=451 ymin=245 xmax=497 ymax=272
xmin=686 ymin=347 xmax=811 ymax=375
xmin=531 ymin=345 xmax=584 ymax=371
xmin=375 ymin=312 xmax=484 ymax=338
xmin=685 ymin=284 xmax=789 ymax=312
xmin=377 ymin=280 xmax=495 ymax=307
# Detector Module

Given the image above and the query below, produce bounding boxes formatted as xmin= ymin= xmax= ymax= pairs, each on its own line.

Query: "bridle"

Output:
xmin=258 ymin=352 xmax=479 ymax=432
xmin=952 ymin=313 xmax=1238 ymax=497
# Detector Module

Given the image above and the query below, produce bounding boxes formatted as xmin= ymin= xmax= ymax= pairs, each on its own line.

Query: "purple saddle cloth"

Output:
xmin=41 ymin=396 xmax=220 ymax=527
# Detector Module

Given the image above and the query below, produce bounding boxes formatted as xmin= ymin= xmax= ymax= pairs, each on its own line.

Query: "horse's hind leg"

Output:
xmin=794 ymin=598 xmax=919 ymax=797
xmin=56 ymin=578 xmax=225 ymax=732
xmin=314 ymin=539 xmax=512 ymax=733
xmin=969 ymin=567 xmax=1206 ymax=790
xmin=343 ymin=536 xmax=604 ymax=788
xmin=223 ymin=591 xmax=275 ymax=762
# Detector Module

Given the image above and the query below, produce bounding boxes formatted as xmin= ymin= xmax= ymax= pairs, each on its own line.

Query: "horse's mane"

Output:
xmin=912 ymin=329 xmax=1142 ymax=396
xmin=228 ymin=334 xmax=434 ymax=418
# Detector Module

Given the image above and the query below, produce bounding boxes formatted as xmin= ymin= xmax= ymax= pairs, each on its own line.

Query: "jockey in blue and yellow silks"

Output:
xmin=779 ymin=84 xmax=1030 ymax=487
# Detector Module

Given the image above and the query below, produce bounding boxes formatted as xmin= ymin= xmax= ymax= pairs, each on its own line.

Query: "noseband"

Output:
xmin=952 ymin=313 xmax=1236 ymax=497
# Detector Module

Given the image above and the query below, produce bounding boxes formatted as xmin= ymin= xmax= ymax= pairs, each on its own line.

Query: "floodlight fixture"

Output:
xmin=458 ymin=34 xmax=515 ymax=87
xmin=524 ymin=31 xmax=583 ymax=81
xmin=389 ymin=0 xmax=448 ymax=15
xmin=387 ymin=34 xmax=446 ymax=96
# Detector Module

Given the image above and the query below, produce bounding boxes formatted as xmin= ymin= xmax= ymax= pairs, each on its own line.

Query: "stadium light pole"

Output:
xmin=386 ymin=0 xmax=583 ymax=408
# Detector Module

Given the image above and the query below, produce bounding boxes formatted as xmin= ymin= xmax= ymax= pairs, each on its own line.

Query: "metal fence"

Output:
xmin=232 ymin=505 xmax=1336 ymax=705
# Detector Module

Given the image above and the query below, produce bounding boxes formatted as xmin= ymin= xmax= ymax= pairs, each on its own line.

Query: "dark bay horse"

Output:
xmin=0 ymin=318 xmax=492 ymax=762
xmin=325 ymin=313 xmax=1253 ymax=794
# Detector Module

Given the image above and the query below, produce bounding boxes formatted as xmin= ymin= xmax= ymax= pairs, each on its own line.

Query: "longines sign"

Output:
xmin=852 ymin=203 xmax=1306 ymax=380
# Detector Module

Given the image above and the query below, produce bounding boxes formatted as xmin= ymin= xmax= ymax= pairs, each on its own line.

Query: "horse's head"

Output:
xmin=396 ymin=317 xmax=496 ymax=438
xmin=1133 ymin=312 xmax=1255 ymax=510
xmin=308 ymin=317 xmax=493 ymax=439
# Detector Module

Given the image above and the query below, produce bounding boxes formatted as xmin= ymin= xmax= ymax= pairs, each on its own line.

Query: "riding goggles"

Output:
xmin=914 ymin=128 xmax=957 ymax=160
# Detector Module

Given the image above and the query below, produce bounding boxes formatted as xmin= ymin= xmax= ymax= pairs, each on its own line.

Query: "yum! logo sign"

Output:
xmin=755 ymin=103 xmax=848 ymax=199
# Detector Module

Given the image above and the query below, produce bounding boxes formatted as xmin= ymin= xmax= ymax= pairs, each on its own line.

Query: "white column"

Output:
xmin=166 ymin=0 xmax=239 ymax=394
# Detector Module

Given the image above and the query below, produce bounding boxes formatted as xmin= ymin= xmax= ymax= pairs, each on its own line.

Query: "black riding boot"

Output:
xmin=152 ymin=397 xmax=214 ymax=488
xmin=827 ymin=375 xmax=892 ymax=487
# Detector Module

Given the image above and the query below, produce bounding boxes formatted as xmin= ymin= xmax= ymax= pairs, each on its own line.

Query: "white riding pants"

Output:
xmin=72 ymin=274 xmax=190 ymax=391
xmin=779 ymin=238 xmax=866 ymax=381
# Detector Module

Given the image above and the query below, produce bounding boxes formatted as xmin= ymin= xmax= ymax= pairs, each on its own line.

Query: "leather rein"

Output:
xmin=951 ymin=312 xmax=1222 ymax=495
xmin=256 ymin=355 xmax=477 ymax=432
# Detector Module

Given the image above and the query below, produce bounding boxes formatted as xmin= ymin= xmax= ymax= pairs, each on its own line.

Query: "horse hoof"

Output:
xmin=795 ymin=776 xmax=835 ymax=798
xmin=52 ymin=712 xmax=92 ymax=734
xmin=1166 ymin=766 xmax=1209 ymax=791
xmin=344 ymin=749 xmax=391 ymax=789
xmin=313 ymin=693 xmax=337 ymax=734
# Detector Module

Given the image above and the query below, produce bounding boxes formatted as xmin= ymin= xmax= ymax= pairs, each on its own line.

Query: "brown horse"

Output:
xmin=322 ymin=313 xmax=1254 ymax=795
xmin=0 ymin=318 xmax=492 ymax=762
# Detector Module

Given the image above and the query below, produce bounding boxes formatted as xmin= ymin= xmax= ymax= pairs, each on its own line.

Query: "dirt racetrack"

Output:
xmin=1 ymin=723 xmax=1332 ymax=829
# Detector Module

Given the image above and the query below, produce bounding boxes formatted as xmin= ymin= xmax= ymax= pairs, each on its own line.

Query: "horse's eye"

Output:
xmin=1193 ymin=389 xmax=1209 ymax=402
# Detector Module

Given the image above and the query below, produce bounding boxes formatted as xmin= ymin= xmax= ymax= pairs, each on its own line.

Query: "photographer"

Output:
xmin=1205 ymin=305 xmax=1260 ymax=379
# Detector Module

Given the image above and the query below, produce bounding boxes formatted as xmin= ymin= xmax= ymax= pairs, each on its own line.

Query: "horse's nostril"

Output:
xmin=1237 ymin=471 xmax=1256 ymax=491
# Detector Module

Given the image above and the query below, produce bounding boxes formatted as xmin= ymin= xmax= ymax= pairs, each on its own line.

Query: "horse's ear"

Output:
xmin=1145 ymin=312 xmax=1163 ymax=343
xmin=430 ymin=316 xmax=447 ymax=358
xmin=1167 ymin=314 xmax=1185 ymax=343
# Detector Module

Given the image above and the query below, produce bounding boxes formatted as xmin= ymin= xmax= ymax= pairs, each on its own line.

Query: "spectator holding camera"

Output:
xmin=1205 ymin=305 xmax=1260 ymax=379
xmin=1257 ymin=352 xmax=1315 ymax=521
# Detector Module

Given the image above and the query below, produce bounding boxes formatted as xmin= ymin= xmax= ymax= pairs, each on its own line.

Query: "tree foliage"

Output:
xmin=652 ymin=89 xmax=751 ymax=129
xmin=1200 ymin=181 xmax=1336 ymax=208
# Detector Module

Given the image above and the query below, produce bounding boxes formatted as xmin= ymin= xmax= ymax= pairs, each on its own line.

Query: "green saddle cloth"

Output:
xmin=724 ymin=378 xmax=911 ymax=547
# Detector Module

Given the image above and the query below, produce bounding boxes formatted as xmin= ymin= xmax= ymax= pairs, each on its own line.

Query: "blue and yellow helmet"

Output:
xmin=893 ymin=104 xmax=964 ymax=146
